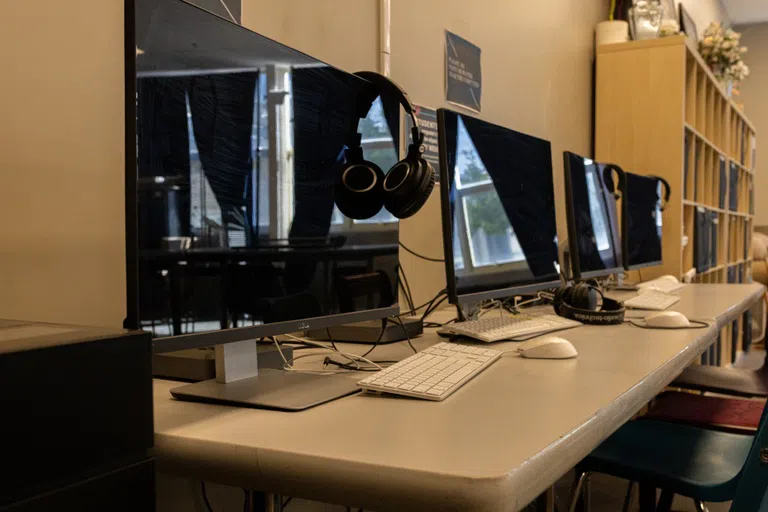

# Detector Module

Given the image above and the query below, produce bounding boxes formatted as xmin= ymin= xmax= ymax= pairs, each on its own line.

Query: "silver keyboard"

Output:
xmin=357 ymin=342 xmax=501 ymax=401
xmin=437 ymin=314 xmax=582 ymax=343
xmin=624 ymin=290 xmax=681 ymax=311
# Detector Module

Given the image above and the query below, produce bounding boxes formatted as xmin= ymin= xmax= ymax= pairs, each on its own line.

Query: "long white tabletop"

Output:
xmin=152 ymin=283 xmax=764 ymax=511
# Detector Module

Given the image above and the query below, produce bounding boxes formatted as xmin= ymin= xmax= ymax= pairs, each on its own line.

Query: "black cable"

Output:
xmin=326 ymin=327 xmax=341 ymax=353
xmin=637 ymin=269 xmax=644 ymax=282
xmin=399 ymin=241 xmax=445 ymax=262
xmin=360 ymin=318 xmax=388 ymax=358
xmin=394 ymin=316 xmax=418 ymax=354
xmin=422 ymin=295 xmax=448 ymax=321
xmin=627 ymin=318 xmax=710 ymax=330
xmin=282 ymin=497 xmax=293 ymax=509
xmin=408 ymin=288 xmax=448 ymax=316
xmin=201 ymin=481 xmax=214 ymax=512
xmin=397 ymin=264 xmax=416 ymax=313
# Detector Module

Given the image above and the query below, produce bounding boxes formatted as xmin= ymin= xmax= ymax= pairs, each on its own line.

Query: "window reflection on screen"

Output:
xmin=564 ymin=153 xmax=622 ymax=277
xmin=586 ymin=168 xmax=610 ymax=252
xmin=455 ymin=115 xmax=526 ymax=270
xmin=439 ymin=109 xmax=559 ymax=299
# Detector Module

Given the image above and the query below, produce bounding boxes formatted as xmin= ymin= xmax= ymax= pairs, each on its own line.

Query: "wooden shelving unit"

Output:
xmin=595 ymin=35 xmax=757 ymax=366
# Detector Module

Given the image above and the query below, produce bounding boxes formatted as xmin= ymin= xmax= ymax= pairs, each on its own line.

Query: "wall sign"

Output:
xmin=445 ymin=31 xmax=482 ymax=112
xmin=406 ymin=105 xmax=441 ymax=181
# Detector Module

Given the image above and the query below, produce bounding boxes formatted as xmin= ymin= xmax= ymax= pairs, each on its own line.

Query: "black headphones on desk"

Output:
xmin=553 ymin=283 xmax=625 ymax=325
xmin=334 ymin=71 xmax=436 ymax=220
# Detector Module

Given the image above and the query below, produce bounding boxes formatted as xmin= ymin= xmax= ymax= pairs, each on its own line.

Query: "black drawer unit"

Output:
xmin=0 ymin=320 xmax=154 ymax=511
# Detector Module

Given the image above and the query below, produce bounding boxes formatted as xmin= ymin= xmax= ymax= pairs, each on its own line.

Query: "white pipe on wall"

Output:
xmin=379 ymin=0 xmax=391 ymax=76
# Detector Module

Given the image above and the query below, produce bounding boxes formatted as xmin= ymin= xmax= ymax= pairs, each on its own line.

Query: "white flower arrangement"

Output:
xmin=699 ymin=22 xmax=749 ymax=84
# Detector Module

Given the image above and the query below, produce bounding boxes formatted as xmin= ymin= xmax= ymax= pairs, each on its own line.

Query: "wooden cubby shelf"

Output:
xmin=597 ymin=36 xmax=757 ymax=367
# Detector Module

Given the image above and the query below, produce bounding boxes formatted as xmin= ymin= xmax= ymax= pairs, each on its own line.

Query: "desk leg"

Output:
xmin=170 ymin=270 xmax=183 ymax=336
xmin=638 ymin=483 xmax=656 ymax=512
xmin=535 ymin=486 xmax=555 ymax=512
xmin=244 ymin=491 xmax=281 ymax=512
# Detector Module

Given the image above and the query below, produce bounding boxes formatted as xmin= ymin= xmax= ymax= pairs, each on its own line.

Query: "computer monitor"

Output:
xmin=562 ymin=151 xmax=623 ymax=280
xmin=128 ymin=0 xmax=401 ymax=352
xmin=622 ymin=172 xmax=664 ymax=270
xmin=436 ymin=109 xmax=561 ymax=307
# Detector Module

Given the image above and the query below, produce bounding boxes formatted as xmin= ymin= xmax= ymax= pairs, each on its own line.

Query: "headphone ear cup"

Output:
xmin=334 ymin=160 xmax=386 ymax=220
xmin=571 ymin=284 xmax=597 ymax=310
xmin=384 ymin=158 xmax=435 ymax=219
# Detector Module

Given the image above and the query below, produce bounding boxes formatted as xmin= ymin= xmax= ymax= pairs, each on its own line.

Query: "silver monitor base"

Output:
xmin=169 ymin=369 xmax=360 ymax=411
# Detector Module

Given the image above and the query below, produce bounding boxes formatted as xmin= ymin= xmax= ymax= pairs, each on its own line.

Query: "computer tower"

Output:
xmin=0 ymin=320 xmax=154 ymax=511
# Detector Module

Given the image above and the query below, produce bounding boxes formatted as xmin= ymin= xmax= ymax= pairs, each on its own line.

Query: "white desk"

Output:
xmin=153 ymin=283 xmax=763 ymax=511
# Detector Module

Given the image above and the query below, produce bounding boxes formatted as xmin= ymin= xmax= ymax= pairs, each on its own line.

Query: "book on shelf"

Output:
xmin=741 ymin=122 xmax=747 ymax=165
xmin=694 ymin=207 xmax=710 ymax=273
xmin=731 ymin=319 xmax=739 ymax=356
xmin=684 ymin=131 xmax=691 ymax=199
xmin=694 ymin=139 xmax=701 ymax=201
xmin=709 ymin=211 xmax=719 ymax=269
xmin=729 ymin=162 xmax=739 ymax=211
xmin=719 ymin=156 xmax=727 ymax=209
xmin=750 ymin=180 xmax=755 ymax=215
xmin=744 ymin=222 xmax=750 ymax=261
xmin=727 ymin=266 xmax=737 ymax=283
xmin=738 ymin=263 xmax=744 ymax=283
xmin=752 ymin=134 xmax=757 ymax=170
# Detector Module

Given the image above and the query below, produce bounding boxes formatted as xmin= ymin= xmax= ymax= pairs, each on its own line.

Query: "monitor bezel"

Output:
xmin=125 ymin=0 xmax=399 ymax=352
xmin=562 ymin=151 xmax=624 ymax=281
xmin=437 ymin=108 xmax=562 ymax=307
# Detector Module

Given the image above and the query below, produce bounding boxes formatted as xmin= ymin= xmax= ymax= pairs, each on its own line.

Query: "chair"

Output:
xmin=568 ymin=397 xmax=768 ymax=512
xmin=670 ymin=357 xmax=768 ymax=398
xmin=336 ymin=271 xmax=394 ymax=313
xmin=642 ymin=391 xmax=765 ymax=434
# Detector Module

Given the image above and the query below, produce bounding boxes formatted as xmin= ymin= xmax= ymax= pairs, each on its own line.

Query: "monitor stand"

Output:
xmin=169 ymin=340 xmax=359 ymax=411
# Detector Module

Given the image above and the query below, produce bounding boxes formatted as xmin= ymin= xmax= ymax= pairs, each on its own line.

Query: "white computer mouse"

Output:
xmin=518 ymin=336 xmax=578 ymax=359
xmin=644 ymin=311 xmax=691 ymax=328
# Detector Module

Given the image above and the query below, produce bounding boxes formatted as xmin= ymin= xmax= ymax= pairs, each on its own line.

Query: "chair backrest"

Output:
xmin=730 ymin=398 xmax=768 ymax=511
xmin=336 ymin=271 xmax=394 ymax=313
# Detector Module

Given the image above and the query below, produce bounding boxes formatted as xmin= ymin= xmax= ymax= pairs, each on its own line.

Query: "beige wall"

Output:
xmin=0 ymin=1 xmax=126 ymax=327
xmin=392 ymin=0 xmax=605 ymax=304
xmin=736 ymin=22 xmax=768 ymax=225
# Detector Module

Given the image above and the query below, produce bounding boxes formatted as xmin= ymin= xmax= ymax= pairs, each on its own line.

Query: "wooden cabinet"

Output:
xmin=596 ymin=35 xmax=757 ymax=364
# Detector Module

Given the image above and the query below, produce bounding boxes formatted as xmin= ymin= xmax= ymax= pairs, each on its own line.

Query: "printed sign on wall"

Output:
xmin=445 ymin=31 xmax=482 ymax=112
xmin=406 ymin=105 xmax=441 ymax=181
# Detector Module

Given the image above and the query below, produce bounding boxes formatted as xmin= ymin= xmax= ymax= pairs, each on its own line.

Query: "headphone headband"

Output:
xmin=553 ymin=283 xmax=625 ymax=325
xmin=602 ymin=163 xmax=627 ymax=200
xmin=352 ymin=71 xmax=423 ymax=151
xmin=647 ymin=174 xmax=671 ymax=210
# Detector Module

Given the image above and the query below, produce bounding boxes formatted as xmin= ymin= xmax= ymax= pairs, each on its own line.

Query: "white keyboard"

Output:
xmin=436 ymin=314 xmax=582 ymax=343
xmin=638 ymin=279 xmax=685 ymax=294
xmin=623 ymin=290 xmax=681 ymax=310
xmin=357 ymin=342 xmax=501 ymax=401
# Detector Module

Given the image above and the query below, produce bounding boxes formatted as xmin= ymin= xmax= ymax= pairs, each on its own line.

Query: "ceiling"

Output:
xmin=722 ymin=0 xmax=768 ymax=25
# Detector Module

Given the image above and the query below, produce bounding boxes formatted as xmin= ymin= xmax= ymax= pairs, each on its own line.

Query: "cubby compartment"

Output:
xmin=696 ymin=67 xmax=708 ymax=135
xmin=685 ymin=54 xmax=697 ymax=127
xmin=682 ymin=204 xmax=695 ymax=272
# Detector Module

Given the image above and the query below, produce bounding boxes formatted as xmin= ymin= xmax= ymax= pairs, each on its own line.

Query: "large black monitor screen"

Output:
xmin=132 ymin=0 xmax=400 ymax=343
xmin=563 ymin=152 xmax=623 ymax=279
xmin=624 ymin=173 xmax=663 ymax=270
xmin=437 ymin=109 xmax=560 ymax=303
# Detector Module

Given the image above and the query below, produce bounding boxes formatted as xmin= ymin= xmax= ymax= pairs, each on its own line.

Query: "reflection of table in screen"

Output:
xmin=0 ymin=326 xmax=76 ymax=342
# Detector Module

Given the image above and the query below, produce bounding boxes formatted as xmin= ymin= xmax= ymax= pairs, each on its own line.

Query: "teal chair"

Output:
xmin=568 ymin=399 xmax=768 ymax=512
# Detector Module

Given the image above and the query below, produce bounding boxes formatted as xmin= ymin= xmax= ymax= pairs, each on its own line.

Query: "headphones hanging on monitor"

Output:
xmin=334 ymin=71 xmax=436 ymax=220
xmin=648 ymin=175 xmax=671 ymax=210
xmin=553 ymin=283 xmax=625 ymax=325
xmin=602 ymin=163 xmax=627 ymax=200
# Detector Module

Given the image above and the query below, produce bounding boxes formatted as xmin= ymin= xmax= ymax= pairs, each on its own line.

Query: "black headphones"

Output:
xmin=602 ymin=163 xmax=627 ymax=200
xmin=334 ymin=71 xmax=436 ymax=220
xmin=603 ymin=165 xmax=671 ymax=211
xmin=553 ymin=283 xmax=625 ymax=325
xmin=648 ymin=175 xmax=671 ymax=210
